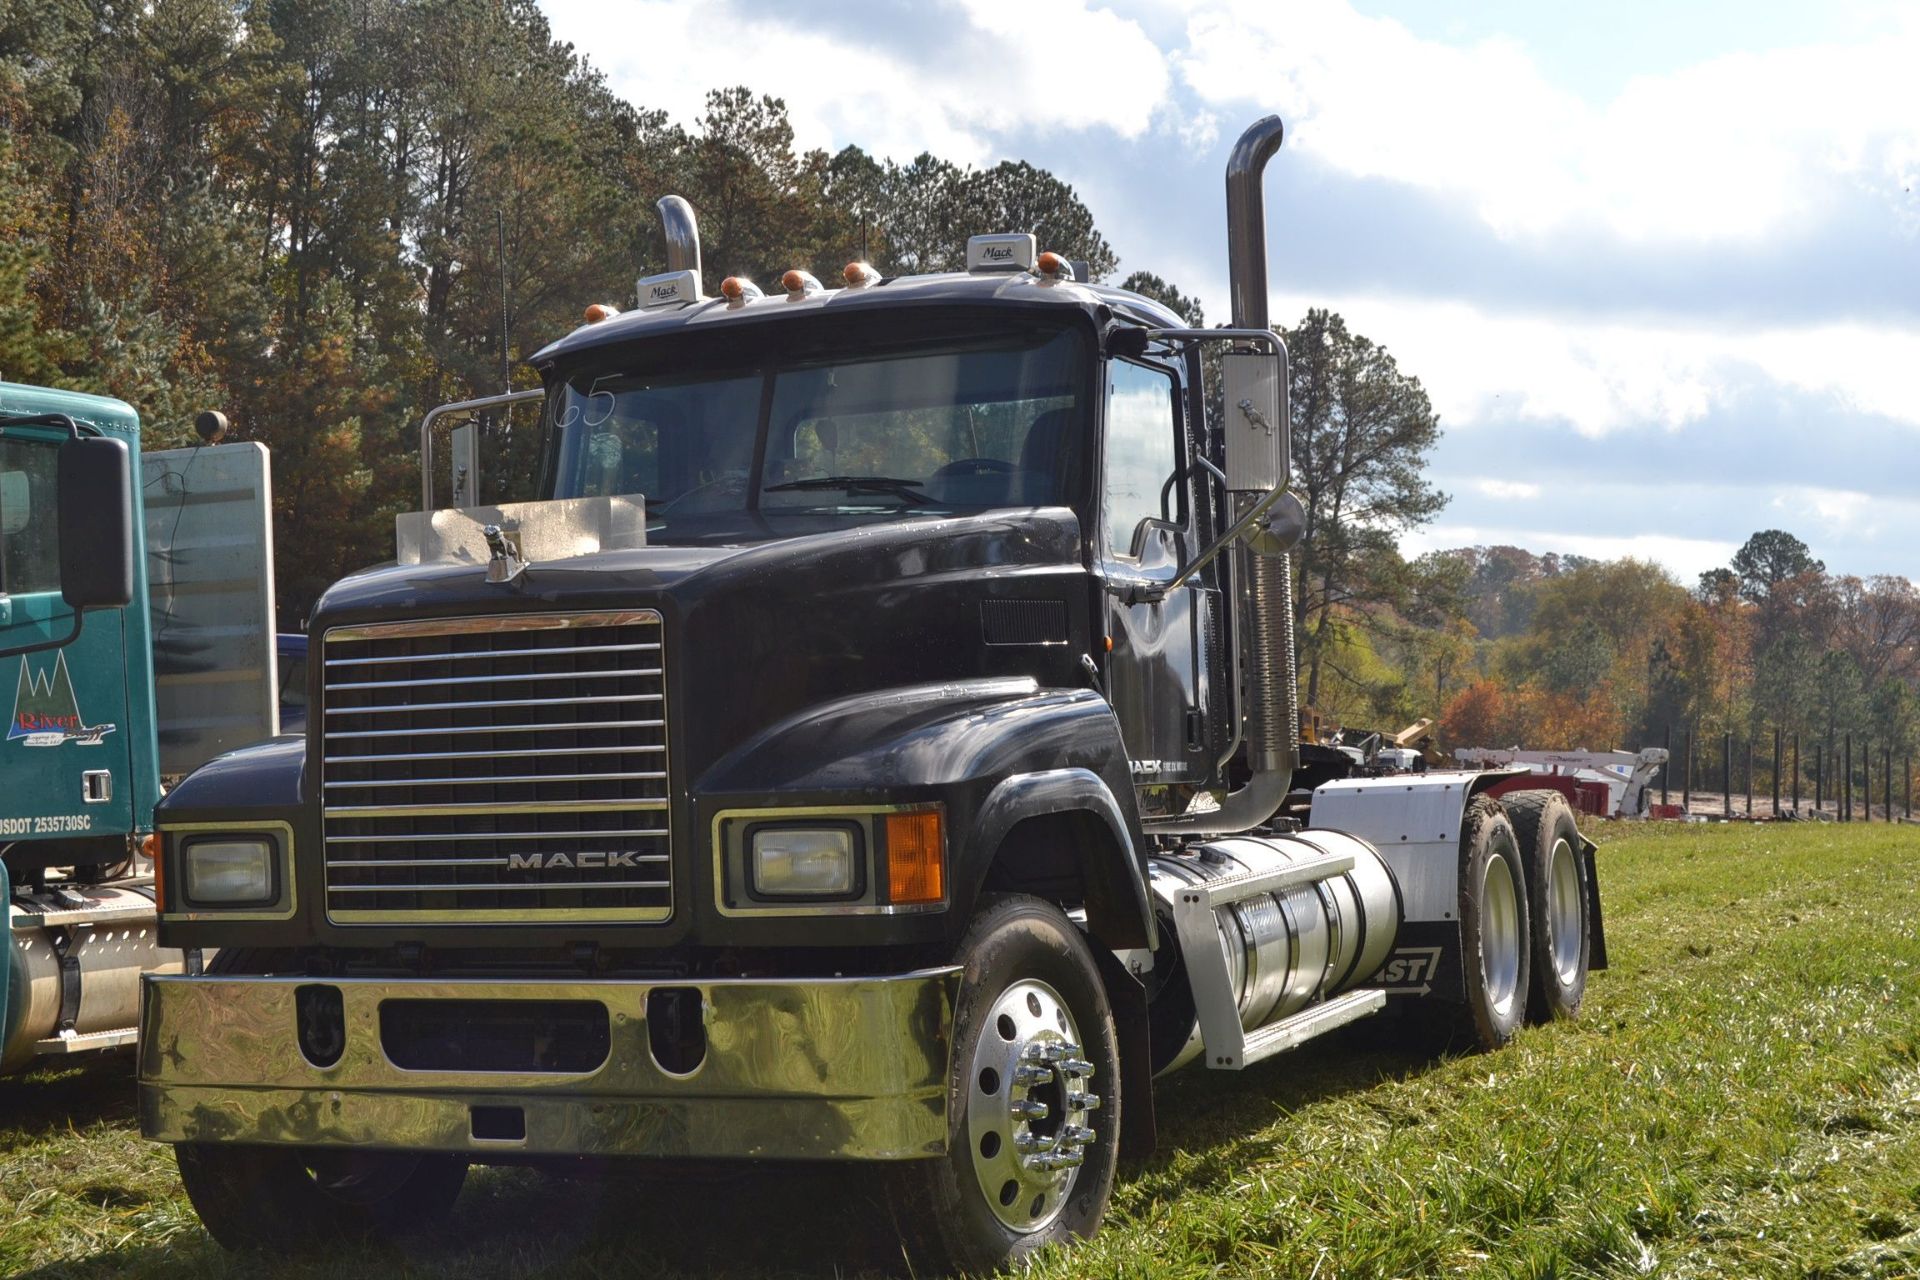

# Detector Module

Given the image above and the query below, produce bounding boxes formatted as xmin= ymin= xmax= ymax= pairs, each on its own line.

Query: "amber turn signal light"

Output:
xmin=885 ymin=810 xmax=945 ymax=905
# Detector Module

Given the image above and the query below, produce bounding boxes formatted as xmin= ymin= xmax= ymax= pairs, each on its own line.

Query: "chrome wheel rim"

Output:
xmin=1480 ymin=849 xmax=1522 ymax=1017
xmin=1548 ymin=836 xmax=1583 ymax=986
xmin=966 ymin=978 xmax=1099 ymax=1231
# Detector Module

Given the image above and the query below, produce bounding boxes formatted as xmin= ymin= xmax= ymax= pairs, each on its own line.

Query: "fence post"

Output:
xmin=1883 ymin=745 xmax=1891 ymax=822
xmin=1792 ymin=731 xmax=1800 ymax=814
xmin=1845 ymin=734 xmax=1853 ymax=822
xmin=1865 ymin=740 xmax=1872 ymax=822
xmin=1683 ymin=728 xmax=1693 ymax=811
xmin=1728 ymin=729 xmax=1743 ymax=821
xmin=1771 ymin=728 xmax=1781 ymax=818
xmin=1662 ymin=724 xmax=1671 ymax=806
xmin=1744 ymin=737 xmax=1753 ymax=819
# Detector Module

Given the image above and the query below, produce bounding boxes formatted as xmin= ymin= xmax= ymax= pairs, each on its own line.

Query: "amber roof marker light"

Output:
xmin=1035 ymin=251 xmax=1076 ymax=282
xmin=782 ymin=269 xmax=824 ymax=300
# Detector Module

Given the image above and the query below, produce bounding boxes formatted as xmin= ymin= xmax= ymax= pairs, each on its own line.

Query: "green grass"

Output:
xmin=6 ymin=822 xmax=1920 ymax=1278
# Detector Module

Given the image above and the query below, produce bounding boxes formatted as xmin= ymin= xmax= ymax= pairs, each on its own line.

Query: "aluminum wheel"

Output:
xmin=1479 ymin=850 xmax=1522 ymax=1018
xmin=1547 ymin=836 xmax=1583 ymax=986
xmin=965 ymin=978 xmax=1100 ymax=1232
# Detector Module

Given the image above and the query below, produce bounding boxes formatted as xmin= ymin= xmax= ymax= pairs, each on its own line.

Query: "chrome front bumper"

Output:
xmin=138 ymin=968 xmax=960 ymax=1161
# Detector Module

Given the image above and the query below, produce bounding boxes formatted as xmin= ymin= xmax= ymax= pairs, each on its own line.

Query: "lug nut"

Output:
xmin=1062 ymin=1124 xmax=1096 ymax=1145
xmin=1015 ymin=1132 xmax=1053 ymax=1154
xmin=1068 ymin=1091 xmax=1102 ymax=1111
xmin=1011 ymin=1099 xmax=1049 ymax=1121
xmin=1028 ymin=1150 xmax=1084 ymax=1172
xmin=1061 ymin=1058 xmax=1095 ymax=1076
xmin=1014 ymin=1064 xmax=1054 ymax=1086
xmin=1022 ymin=1043 xmax=1049 ymax=1061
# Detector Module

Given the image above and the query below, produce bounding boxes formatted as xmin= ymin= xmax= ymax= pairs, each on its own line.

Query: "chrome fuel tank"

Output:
xmin=1147 ymin=829 xmax=1401 ymax=1074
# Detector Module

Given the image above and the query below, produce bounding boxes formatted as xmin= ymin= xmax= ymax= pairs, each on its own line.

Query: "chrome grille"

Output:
xmin=320 ymin=611 xmax=671 ymax=923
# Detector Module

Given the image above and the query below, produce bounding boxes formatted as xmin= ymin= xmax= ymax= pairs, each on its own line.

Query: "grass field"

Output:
xmin=5 ymin=821 xmax=1919 ymax=1278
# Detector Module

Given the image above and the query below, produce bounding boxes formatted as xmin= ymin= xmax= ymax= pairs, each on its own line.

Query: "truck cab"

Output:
xmin=0 ymin=384 xmax=176 ymax=1071
xmin=138 ymin=118 xmax=1603 ymax=1272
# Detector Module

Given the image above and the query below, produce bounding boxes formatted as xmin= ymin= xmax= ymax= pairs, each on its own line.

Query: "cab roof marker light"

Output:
xmin=636 ymin=268 xmax=702 ymax=310
xmin=843 ymin=261 xmax=882 ymax=288
xmin=1035 ymin=251 xmax=1076 ymax=283
xmin=720 ymin=276 xmax=763 ymax=307
xmin=582 ymin=303 xmax=621 ymax=323
xmin=781 ymin=269 xmax=824 ymax=300
xmin=966 ymin=233 xmax=1036 ymax=274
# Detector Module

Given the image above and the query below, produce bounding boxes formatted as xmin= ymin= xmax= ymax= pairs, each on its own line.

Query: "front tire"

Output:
xmin=176 ymin=1143 xmax=469 ymax=1252
xmin=1454 ymin=797 xmax=1531 ymax=1051
xmin=895 ymin=893 xmax=1120 ymax=1273
xmin=1503 ymin=789 xmax=1591 ymax=1023
xmin=176 ymin=947 xmax=468 ymax=1252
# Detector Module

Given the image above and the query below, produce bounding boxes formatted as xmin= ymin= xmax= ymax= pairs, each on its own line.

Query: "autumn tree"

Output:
xmin=1727 ymin=529 xmax=1824 ymax=604
xmin=1286 ymin=308 xmax=1446 ymax=708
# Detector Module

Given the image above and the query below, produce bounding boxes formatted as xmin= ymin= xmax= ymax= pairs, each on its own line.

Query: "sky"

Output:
xmin=538 ymin=0 xmax=1920 ymax=583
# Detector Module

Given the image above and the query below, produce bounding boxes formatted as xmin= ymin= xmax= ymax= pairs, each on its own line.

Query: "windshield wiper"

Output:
xmin=764 ymin=475 xmax=935 ymax=504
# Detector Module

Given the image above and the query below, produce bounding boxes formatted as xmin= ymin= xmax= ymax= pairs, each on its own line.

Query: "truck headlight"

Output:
xmin=182 ymin=837 xmax=276 ymax=905
xmin=749 ymin=826 xmax=858 ymax=897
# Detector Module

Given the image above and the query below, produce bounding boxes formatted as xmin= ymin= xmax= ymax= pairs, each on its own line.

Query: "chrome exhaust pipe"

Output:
xmin=1226 ymin=115 xmax=1295 ymax=779
xmin=1226 ymin=116 xmax=1284 ymax=332
xmin=657 ymin=195 xmax=702 ymax=283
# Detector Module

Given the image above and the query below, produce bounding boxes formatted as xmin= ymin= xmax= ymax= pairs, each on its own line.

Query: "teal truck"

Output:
xmin=1 ymin=381 xmax=275 ymax=1073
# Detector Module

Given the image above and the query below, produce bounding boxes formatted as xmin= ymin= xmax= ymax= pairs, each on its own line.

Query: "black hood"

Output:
xmin=308 ymin=508 xmax=1096 ymax=784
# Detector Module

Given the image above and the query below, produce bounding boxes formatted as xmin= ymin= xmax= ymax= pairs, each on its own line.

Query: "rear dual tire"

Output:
xmin=1455 ymin=796 xmax=1531 ymax=1051
xmin=1502 ymin=788 xmax=1591 ymax=1023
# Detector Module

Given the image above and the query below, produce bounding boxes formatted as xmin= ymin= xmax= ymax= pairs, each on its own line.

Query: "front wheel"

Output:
xmin=176 ymin=1143 xmax=468 ymax=1252
xmin=894 ymin=894 xmax=1120 ymax=1273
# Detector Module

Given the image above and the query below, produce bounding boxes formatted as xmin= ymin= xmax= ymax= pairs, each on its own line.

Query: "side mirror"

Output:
xmin=1221 ymin=340 xmax=1288 ymax=494
xmin=57 ymin=435 xmax=134 ymax=610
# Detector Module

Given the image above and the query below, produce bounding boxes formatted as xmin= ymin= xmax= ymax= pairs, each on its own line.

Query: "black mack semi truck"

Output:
xmin=127 ymin=116 xmax=1602 ymax=1271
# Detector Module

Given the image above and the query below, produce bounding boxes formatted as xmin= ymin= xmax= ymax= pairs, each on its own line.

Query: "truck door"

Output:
xmin=0 ymin=429 xmax=135 ymax=844
xmin=1098 ymin=357 xmax=1212 ymax=790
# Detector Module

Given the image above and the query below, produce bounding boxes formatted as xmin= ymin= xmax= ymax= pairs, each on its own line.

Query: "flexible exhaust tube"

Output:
xmin=1152 ymin=115 xmax=1297 ymax=835
xmin=658 ymin=195 xmax=702 ymax=282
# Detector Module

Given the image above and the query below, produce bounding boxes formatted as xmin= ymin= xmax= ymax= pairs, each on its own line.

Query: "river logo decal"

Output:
xmin=8 ymin=651 xmax=116 ymax=747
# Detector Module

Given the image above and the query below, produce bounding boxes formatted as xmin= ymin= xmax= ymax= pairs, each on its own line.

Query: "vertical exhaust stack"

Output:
xmin=1153 ymin=116 xmax=1295 ymax=837
xmin=1225 ymin=117 xmax=1298 ymax=786
xmin=657 ymin=195 xmax=702 ymax=283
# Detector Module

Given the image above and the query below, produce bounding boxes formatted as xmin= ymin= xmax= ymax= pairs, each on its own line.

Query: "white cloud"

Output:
xmin=1175 ymin=0 xmax=1920 ymax=244
xmin=1404 ymin=524 xmax=1739 ymax=580
xmin=1772 ymin=487 xmax=1878 ymax=538
xmin=1475 ymin=478 xmax=1541 ymax=500
xmin=540 ymin=0 xmax=1171 ymax=164
xmin=1267 ymin=287 xmax=1920 ymax=438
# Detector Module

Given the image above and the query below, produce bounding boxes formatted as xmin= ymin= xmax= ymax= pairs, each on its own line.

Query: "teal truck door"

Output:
xmin=0 ymin=427 xmax=136 ymax=843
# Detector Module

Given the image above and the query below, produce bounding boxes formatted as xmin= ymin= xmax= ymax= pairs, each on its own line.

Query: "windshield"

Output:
xmin=545 ymin=323 xmax=1087 ymax=542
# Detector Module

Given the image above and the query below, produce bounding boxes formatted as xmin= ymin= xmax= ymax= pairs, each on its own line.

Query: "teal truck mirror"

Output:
xmin=57 ymin=433 xmax=134 ymax=610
